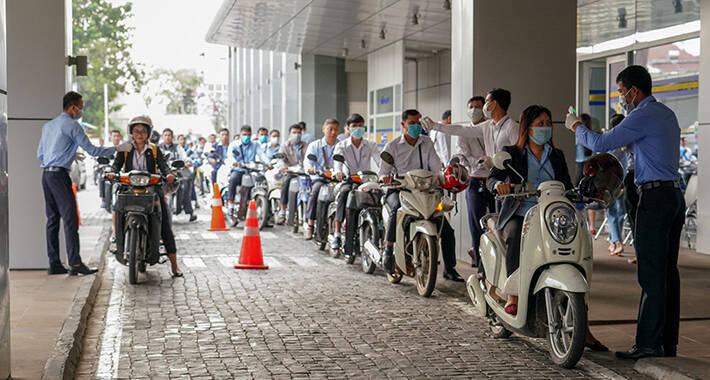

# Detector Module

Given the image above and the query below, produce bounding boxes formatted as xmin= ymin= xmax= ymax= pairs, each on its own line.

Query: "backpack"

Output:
xmin=123 ymin=143 xmax=158 ymax=173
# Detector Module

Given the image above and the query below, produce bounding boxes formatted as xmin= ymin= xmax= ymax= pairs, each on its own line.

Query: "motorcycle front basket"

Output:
xmin=115 ymin=192 xmax=156 ymax=213
xmin=354 ymin=189 xmax=383 ymax=209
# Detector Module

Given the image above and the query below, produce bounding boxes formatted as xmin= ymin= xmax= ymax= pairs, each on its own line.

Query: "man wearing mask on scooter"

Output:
xmin=303 ymin=118 xmax=340 ymax=240
xmin=208 ymin=128 xmax=230 ymax=184
xmin=160 ymin=129 xmax=196 ymax=222
xmin=380 ymin=109 xmax=464 ymax=282
xmin=258 ymin=129 xmax=281 ymax=167
xmin=257 ymin=127 xmax=269 ymax=147
xmin=276 ymin=124 xmax=308 ymax=224
xmin=332 ymin=113 xmax=380 ymax=256
xmin=228 ymin=125 xmax=260 ymax=223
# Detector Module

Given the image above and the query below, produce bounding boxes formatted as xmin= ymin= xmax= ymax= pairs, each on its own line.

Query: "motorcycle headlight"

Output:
xmin=410 ymin=174 xmax=432 ymax=191
xmin=545 ymin=202 xmax=578 ymax=244
xmin=129 ymin=174 xmax=150 ymax=187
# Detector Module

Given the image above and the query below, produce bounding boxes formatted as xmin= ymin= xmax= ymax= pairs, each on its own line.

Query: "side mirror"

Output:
xmin=333 ymin=154 xmax=345 ymax=163
xmin=380 ymin=151 xmax=395 ymax=166
xmin=171 ymin=160 xmax=185 ymax=169
xmin=307 ymin=153 xmax=318 ymax=162
xmin=97 ymin=157 xmax=110 ymax=165
xmin=492 ymin=151 xmax=512 ymax=170
xmin=273 ymin=153 xmax=285 ymax=160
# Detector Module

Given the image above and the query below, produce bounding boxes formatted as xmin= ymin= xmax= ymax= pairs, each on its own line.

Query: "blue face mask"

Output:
xmin=407 ymin=124 xmax=423 ymax=139
xmin=530 ymin=127 xmax=552 ymax=145
xmin=259 ymin=135 xmax=268 ymax=143
xmin=350 ymin=127 xmax=366 ymax=139
xmin=241 ymin=135 xmax=252 ymax=144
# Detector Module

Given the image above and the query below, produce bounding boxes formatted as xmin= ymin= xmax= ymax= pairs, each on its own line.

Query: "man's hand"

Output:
xmin=185 ymin=161 xmax=192 ymax=168
xmin=280 ymin=166 xmax=287 ymax=173
xmin=75 ymin=152 xmax=85 ymax=161
xmin=565 ymin=112 xmax=582 ymax=132
xmin=208 ymin=158 xmax=216 ymax=165
xmin=166 ymin=174 xmax=176 ymax=184
xmin=116 ymin=141 xmax=132 ymax=152
xmin=496 ymin=182 xmax=514 ymax=195
xmin=421 ymin=116 xmax=435 ymax=131
xmin=308 ymin=168 xmax=316 ymax=175
xmin=335 ymin=172 xmax=345 ymax=181
xmin=105 ymin=172 xmax=116 ymax=180
xmin=382 ymin=176 xmax=392 ymax=185
xmin=232 ymin=161 xmax=240 ymax=167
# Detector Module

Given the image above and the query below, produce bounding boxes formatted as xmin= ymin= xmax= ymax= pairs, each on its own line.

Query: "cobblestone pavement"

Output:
xmin=75 ymin=204 xmax=647 ymax=379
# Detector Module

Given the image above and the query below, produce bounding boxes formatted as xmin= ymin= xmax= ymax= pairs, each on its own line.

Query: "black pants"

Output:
xmin=159 ymin=197 xmax=177 ymax=254
xmin=280 ymin=174 xmax=297 ymax=206
xmin=385 ymin=189 xmax=457 ymax=271
xmin=623 ymin=171 xmax=638 ymax=237
xmin=306 ymin=180 xmax=326 ymax=221
xmin=634 ymin=186 xmax=684 ymax=350
xmin=465 ymin=178 xmax=495 ymax=265
xmin=335 ymin=184 xmax=353 ymax=223
xmin=42 ymin=170 xmax=81 ymax=266
xmin=178 ymin=177 xmax=193 ymax=215
xmin=501 ymin=215 xmax=524 ymax=277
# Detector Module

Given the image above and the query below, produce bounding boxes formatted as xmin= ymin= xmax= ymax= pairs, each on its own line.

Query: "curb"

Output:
xmin=41 ymin=227 xmax=110 ymax=380
xmin=634 ymin=358 xmax=699 ymax=380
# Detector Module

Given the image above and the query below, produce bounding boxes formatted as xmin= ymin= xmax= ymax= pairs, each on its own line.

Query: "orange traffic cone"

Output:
xmin=234 ymin=200 xmax=268 ymax=270
xmin=72 ymin=183 xmax=81 ymax=226
xmin=207 ymin=183 xmax=229 ymax=231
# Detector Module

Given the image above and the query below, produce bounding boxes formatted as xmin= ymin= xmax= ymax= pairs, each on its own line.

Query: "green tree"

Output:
xmin=144 ymin=69 xmax=204 ymax=115
xmin=73 ymin=0 xmax=144 ymax=137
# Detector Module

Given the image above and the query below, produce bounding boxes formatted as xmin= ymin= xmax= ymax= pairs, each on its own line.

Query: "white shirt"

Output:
xmin=432 ymin=115 xmax=518 ymax=158
xmin=132 ymin=143 xmax=150 ymax=171
xmin=428 ymin=127 xmax=451 ymax=164
xmin=452 ymin=120 xmax=488 ymax=178
xmin=333 ymin=137 xmax=381 ymax=176
xmin=379 ymin=134 xmax=442 ymax=177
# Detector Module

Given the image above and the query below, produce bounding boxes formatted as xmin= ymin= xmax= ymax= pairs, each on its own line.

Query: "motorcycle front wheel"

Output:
xmin=547 ymin=290 xmax=586 ymax=368
xmin=359 ymin=221 xmax=377 ymax=274
xmin=327 ymin=211 xmax=339 ymax=258
xmin=254 ymin=195 xmax=268 ymax=230
xmin=344 ymin=210 xmax=358 ymax=264
xmin=288 ymin=192 xmax=299 ymax=233
xmin=126 ymin=226 xmax=139 ymax=285
xmin=414 ymin=234 xmax=438 ymax=297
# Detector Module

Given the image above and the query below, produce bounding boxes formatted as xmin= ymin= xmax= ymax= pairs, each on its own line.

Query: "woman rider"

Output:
xmin=109 ymin=115 xmax=183 ymax=277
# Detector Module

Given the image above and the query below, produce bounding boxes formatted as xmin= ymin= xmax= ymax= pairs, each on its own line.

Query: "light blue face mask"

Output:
xmin=350 ymin=127 xmax=366 ymax=139
xmin=241 ymin=135 xmax=252 ymax=144
xmin=259 ymin=135 xmax=268 ymax=143
xmin=530 ymin=127 xmax=552 ymax=145
xmin=407 ymin=124 xmax=423 ymax=139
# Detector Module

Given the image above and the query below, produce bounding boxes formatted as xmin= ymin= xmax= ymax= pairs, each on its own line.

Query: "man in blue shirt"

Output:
xmin=37 ymin=91 xmax=125 ymax=275
xmin=303 ymin=118 xmax=340 ymax=240
xmin=207 ymin=128 xmax=230 ymax=184
xmin=567 ymin=65 xmax=684 ymax=360
xmin=258 ymin=129 xmax=280 ymax=165
xmin=228 ymin=125 xmax=260 ymax=222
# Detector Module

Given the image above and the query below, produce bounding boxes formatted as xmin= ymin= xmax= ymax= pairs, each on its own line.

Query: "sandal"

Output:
xmin=171 ymin=270 xmax=183 ymax=278
xmin=627 ymin=257 xmax=637 ymax=264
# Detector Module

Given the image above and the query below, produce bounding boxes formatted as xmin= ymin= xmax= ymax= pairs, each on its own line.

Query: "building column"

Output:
xmin=695 ymin=0 xmax=710 ymax=254
xmin=0 ymin=0 xmax=9 ymax=376
xmin=300 ymin=55 xmax=348 ymax=140
xmin=450 ymin=0 xmax=576 ymax=262
xmin=7 ymin=0 xmax=68 ymax=269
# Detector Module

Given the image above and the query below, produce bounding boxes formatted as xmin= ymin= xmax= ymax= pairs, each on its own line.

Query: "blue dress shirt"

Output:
xmin=258 ymin=144 xmax=280 ymax=164
xmin=518 ymin=144 xmax=554 ymax=216
xmin=231 ymin=141 xmax=259 ymax=166
xmin=575 ymin=96 xmax=680 ymax=185
xmin=37 ymin=112 xmax=115 ymax=169
xmin=304 ymin=138 xmax=336 ymax=179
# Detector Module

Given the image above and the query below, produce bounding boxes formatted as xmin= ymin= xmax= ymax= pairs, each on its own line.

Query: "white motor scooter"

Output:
xmin=466 ymin=151 xmax=602 ymax=368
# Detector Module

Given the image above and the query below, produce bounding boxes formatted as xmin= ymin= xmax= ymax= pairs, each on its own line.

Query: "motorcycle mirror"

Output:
xmin=333 ymin=154 xmax=345 ymax=163
xmin=171 ymin=160 xmax=185 ymax=169
xmin=273 ymin=153 xmax=285 ymax=159
xmin=380 ymin=151 xmax=395 ymax=166
xmin=492 ymin=151 xmax=512 ymax=170
xmin=307 ymin=153 xmax=318 ymax=162
xmin=97 ymin=157 xmax=110 ymax=165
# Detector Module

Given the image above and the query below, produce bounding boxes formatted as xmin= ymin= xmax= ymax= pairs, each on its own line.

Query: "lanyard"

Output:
xmin=350 ymin=143 xmax=363 ymax=171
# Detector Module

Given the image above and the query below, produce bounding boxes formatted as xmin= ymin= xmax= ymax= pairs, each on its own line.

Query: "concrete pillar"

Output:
xmin=695 ymin=0 xmax=710 ymax=254
xmin=0 ymin=1 xmax=9 ymax=376
xmin=300 ymin=55 xmax=348 ymax=140
xmin=283 ymin=53 xmax=300 ymax=134
xmin=450 ymin=0 xmax=576 ymax=262
xmin=7 ymin=0 xmax=68 ymax=269
xmin=271 ymin=52 xmax=283 ymax=133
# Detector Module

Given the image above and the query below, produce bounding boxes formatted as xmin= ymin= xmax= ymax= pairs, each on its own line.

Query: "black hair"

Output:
xmin=616 ymin=65 xmax=652 ymax=95
xmin=110 ymin=129 xmax=122 ymax=136
xmin=63 ymin=91 xmax=82 ymax=110
xmin=401 ymin=109 xmax=421 ymax=122
xmin=488 ymin=88 xmax=511 ymax=112
xmin=258 ymin=127 xmax=268 ymax=134
xmin=467 ymin=96 xmax=485 ymax=105
xmin=177 ymin=134 xmax=185 ymax=139
xmin=199 ymin=137 xmax=206 ymax=142
xmin=516 ymin=104 xmax=553 ymax=150
xmin=323 ymin=117 xmax=339 ymax=126
xmin=441 ymin=110 xmax=451 ymax=120
xmin=270 ymin=129 xmax=280 ymax=135
xmin=609 ymin=114 xmax=625 ymax=129
xmin=345 ymin=113 xmax=365 ymax=126
xmin=289 ymin=124 xmax=302 ymax=133
xmin=162 ymin=128 xmax=173 ymax=136
xmin=298 ymin=121 xmax=306 ymax=129
xmin=219 ymin=128 xmax=229 ymax=134
xmin=240 ymin=125 xmax=252 ymax=133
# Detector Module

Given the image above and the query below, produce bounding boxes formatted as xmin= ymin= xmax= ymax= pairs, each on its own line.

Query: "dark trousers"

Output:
xmin=335 ymin=184 xmax=353 ymax=223
xmin=306 ymin=180 xmax=326 ymax=221
xmin=178 ymin=178 xmax=194 ymax=215
xmin=385 ymin=190 xmax=457 ymax=271
xmin=574 ymin=162 xmax=585 ymax=186
xmin=634 ymin=186 xmax=684 ymax=350
xmin=159 ymin=197 xmax=177 ymax=254
xmin=465 ymin=178 xmax=495 ymax=265
xmin=280 ymin=174 xmax=297 ymax=206
xmin=623 ymin=171 xmax=638 ymax=236
xmin=42 ymin=170 xmax=81 ymax=266
xmin=501 ymin=215 xmax=524 ymax=277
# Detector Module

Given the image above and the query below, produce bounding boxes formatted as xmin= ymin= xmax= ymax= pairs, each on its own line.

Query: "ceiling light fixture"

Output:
xmin=412 ymin=13 xmax=420 ymax=25
xmin=380 ymin=28 xmax=386 ymax=40
xmin=361 ymin=39 xmax=367 ymax=49
xmin=617 ymin=7 xmax=627 ymax=29
xmin=673 ymin=0 xmax=683 ymax=13
xmin=443 ymin=0 xmax=451 ymax=10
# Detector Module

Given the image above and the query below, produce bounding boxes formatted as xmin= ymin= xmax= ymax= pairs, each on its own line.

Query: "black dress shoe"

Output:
xmin=47 ymin=263 xmax=68 ymax=275
xmin=69 ymin=263 xmax=98 ymax=276
xmin=615 ymin=345 xmax=664 ymax=360
xmin=383 ymin=249 xmax=395 ymax=274
xmin=664 ymin=346 xmax=677 ymax=357
xmin=189 ymin=214 xmax=198 ymax=222
xmin=443 ymin=269 xmax=465 ymax=282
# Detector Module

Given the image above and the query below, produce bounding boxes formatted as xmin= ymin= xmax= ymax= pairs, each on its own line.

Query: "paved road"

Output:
xmin=75 ymin=203 xmax=646 ymax=379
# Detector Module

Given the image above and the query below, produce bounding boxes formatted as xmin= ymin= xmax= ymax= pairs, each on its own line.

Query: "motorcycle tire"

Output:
xmin=387 ymin=271 xmax=403 ymax=284
xmin=127 ymin=226 xmax=139 ymax=285
xmin=288 ymin=192 xmax=299 ymax=233
xmin=359 ymin=221 xmax=377 ymax=274
xmin=316 ymin=202 xmax=329 ymax=251
xmin=255 ymin=195 xmax=268 ymax=230
xmin=344 ymin=211 xmax=358 ymax=264
xmin=414 ymin=234 xmax=438 ymax=297
xmin=547 ymin=290 xmax=586 ymax=368
xmin=327 ymin=212 xmax=339 ymax=258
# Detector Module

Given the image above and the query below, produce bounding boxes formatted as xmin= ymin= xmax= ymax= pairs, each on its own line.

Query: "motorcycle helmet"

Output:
xmin=440 ymin=162 xmax=469 ymax=193
xmin=578 ymin=153 xmax=624 ymax=207
xmin=128 ymin=115 xmax=153 ymax=136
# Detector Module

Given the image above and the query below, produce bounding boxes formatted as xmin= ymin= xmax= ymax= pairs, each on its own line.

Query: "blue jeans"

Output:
xmin=606 ymin=197 xmax=625 ymax=243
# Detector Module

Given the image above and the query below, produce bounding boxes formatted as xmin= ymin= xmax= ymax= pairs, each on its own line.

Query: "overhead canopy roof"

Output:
xmin=206 ymin=0 xmax=452 ymax=60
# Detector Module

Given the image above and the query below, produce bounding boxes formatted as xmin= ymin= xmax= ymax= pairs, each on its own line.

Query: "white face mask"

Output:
xmin=482 ymin=102 xmax=493 ymax=119
xmin=619 ymin=88 xmax=637 ymax=114
xmin=467 ymin=107 xmax=484 ymax=122
xmin=270 ymin=136 xmax=280 ymax=145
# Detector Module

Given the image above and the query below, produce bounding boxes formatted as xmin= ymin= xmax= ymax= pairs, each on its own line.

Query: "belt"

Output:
xmin=638 ymin=180 xmax=680 ymax=192
xmin=43 ymin=166 xmax=69 ymax=172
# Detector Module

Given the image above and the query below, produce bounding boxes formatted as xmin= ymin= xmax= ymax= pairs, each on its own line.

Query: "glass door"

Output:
xmin=606 ymin=55 xmax=628 ymax=130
